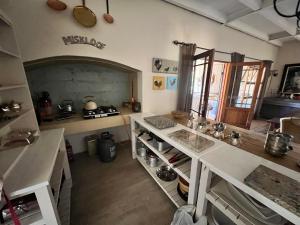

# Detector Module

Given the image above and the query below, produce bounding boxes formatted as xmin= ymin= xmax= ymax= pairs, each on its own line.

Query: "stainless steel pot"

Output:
xmin=137 ymin=147 xmax=147 ymax=157
xmin=264 ymin=132 xmax=293 ymax=157
xmin=145 ymin=151 xmax=159 ymax=167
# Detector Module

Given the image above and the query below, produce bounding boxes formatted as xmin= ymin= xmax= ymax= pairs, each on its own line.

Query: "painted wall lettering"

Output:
xmin=62 ymin=35 xmax=106 ymax=50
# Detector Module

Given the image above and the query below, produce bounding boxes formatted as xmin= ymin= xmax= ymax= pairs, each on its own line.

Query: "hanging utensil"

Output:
xmin=73 ymin=0 xmax=97 ymax=27
xmin=47 ymin=0 xmax=67 ymax=11
xmin=103 ymin=0 xmax=114 ymax=24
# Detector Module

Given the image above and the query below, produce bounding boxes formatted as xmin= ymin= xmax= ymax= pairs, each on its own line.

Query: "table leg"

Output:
xmin=195 ymin=164 xmax=212 ymax=218
xmin=35 ymin=185 xmax=61 ymax=225
xmin=188 ymin=158 xmax=201 ymax=205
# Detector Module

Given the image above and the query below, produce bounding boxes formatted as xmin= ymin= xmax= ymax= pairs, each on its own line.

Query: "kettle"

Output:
xmin=264 ymin=132 xmax=293 ymax=157
xmin=83 ymin=96 xmax=97 ymax=110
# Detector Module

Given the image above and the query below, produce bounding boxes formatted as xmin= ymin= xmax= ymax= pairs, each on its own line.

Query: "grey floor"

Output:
xmin=70 ymin=142 xmax=176 ymax=225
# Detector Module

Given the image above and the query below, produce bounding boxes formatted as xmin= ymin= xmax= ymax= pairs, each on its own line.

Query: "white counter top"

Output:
xmin=3 ymin=128 xmax=64 ymax=198
xmin=130 ymin=113 xmax=225 ymax=159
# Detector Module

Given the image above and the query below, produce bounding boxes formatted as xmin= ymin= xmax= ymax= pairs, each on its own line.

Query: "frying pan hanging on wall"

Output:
xmin=73 ymin=0 xmax=97 ymax=27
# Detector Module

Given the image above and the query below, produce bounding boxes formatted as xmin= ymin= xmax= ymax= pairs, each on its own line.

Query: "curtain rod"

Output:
xmin=172 ymin=40 xmax=261 ymax=61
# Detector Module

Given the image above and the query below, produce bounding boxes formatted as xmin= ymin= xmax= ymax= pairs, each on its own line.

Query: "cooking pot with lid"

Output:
xmin=264 ymin=132 xmax=293 ymax=157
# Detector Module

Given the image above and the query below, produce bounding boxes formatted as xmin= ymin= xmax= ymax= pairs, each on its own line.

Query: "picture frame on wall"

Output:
xmin=152 ymin=76 xmax=165 ymax=90
xmin=166 ymin=76 xmax=178 ymax=90
xmin=152 ymin=58 xmax=178 ymax=74
xmin=279 ymin=63 xmax=300 ymax=94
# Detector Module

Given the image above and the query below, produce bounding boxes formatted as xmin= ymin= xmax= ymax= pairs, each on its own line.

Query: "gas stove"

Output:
xmin=83 ymin=105 xmax=120 ymax=119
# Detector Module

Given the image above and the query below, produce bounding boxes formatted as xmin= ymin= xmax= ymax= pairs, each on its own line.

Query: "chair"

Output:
xmin=280 ymin=117 xmax=300 ymax=144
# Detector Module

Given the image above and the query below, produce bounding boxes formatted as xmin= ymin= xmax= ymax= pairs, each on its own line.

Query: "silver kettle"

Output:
xmin=264 ymin=132 xmax=293 ymax=157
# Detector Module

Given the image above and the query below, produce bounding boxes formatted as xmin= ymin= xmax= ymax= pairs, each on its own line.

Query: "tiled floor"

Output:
xmin=70 ymin=142 xmax=176 ymax=225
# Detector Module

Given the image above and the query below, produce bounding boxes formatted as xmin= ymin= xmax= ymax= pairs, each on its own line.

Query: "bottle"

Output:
xmin=39 ymin=91 xmax=54 ymax=121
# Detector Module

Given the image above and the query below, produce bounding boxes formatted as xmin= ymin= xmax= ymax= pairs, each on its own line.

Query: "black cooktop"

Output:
xmin=83 ymin=106 xmax=120 ymax=119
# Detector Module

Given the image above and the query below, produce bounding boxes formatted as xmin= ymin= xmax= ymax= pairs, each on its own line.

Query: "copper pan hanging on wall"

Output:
xmin=47 ymin=0 xmax=67 ymax=11
xmin=73 ymin=0 xmax=97 ymax=27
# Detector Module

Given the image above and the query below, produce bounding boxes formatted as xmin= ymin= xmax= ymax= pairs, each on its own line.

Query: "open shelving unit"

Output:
xmin=130 ymin=113 xmax=221 ymax=207
xmin=3 ymin=129 xmax=72 ymax=225
xmin=0 ymin=2 xmax=71 ymax=225
xmin=195 ymin=144 xmax=300 ymax=225
xmin=0 ymin=0 xmax=38 ymax=140
xmin=136 ymin=155 xmax=186 ymax=208
xmin=136 ymin=132 xmax=191 ymax=182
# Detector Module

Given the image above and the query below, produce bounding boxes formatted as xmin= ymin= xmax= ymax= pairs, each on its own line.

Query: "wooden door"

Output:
xmin=219 ymin=62 xmax=264 ymax=129
xmin=190 ymin=49 xmax=215 ymax=117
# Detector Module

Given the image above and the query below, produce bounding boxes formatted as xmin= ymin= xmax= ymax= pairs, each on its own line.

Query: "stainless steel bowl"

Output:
xmin=156 ymin=165 xmax=177 ymax=182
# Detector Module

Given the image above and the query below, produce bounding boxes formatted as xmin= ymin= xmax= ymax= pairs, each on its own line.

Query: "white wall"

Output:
xmin=266 ymin=41 xmax=300 ymax=96
xmin=10 ymin=0 xmax=279 ymax=114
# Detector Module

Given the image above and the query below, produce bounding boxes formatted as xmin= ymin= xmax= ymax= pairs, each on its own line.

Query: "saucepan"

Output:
xmin=264 ymin=132 xmax=293 ymax=157
xmin=145 ymin=150 xmax=160 ymax=167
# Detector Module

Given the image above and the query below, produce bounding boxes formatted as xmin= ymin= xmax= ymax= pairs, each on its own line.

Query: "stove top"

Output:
xmin=83 ymin=106 xmax=120 ymax=119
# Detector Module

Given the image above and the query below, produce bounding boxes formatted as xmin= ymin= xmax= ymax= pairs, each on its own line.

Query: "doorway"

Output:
xmin=191 ymin=57 xmax=265 ymax=129
xmin=218 ymin=62 xmax=265 ymax=129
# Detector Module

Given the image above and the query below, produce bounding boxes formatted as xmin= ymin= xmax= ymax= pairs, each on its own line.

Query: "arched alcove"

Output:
xmin=24 ymin=56 xmax=141 ymax=112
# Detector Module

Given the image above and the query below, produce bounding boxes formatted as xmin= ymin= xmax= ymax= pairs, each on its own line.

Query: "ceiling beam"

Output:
xmin=269 ymin=31 xmax=292 ymax=40
xmin=162 ymin=0 xmax=227 ymax=23
xmin=226 ymin=0 xmax=288 ymax=22
xmin=237 ymin=0 xmax=262 ymax=10
xmin=258 ymin=8 xmax=297 ymax=35
xmin=226 ymin=8 xmax=254 ymax=23
xmin=269 ymin=30 xmax=300 ymax=40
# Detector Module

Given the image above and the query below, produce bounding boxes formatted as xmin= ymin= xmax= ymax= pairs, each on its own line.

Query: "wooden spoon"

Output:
xmin=103 ymin=0 xmax=114 ymax=24
xmin=47 ymin=0 xmax=67 ymax=11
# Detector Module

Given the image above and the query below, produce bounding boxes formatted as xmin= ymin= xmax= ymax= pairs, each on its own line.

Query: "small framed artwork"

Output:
xmin=152 ymin=58 xmax=178 ymax=74
xmin=279 ymin=63 xmax=300 ymax=94
xmin=153 ymin=76 xmax=165 ymax=90
xmin=166 ymin=76 xmax=178 ymax=90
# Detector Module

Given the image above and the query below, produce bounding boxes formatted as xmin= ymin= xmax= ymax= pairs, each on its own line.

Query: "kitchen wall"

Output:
xmin=10 ymin=0 xmax=279 ymax=114
xmin=266 ymin=40 xmax=300 ymax=96
xmin=26 ymin=62 xmax=130 ymax=110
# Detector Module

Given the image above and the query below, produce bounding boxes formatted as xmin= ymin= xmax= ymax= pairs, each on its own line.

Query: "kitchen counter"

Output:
xmin=40 ymin=107 xmax=133 ymax=135
xmin=164 ymin=114 xmax=300 ymax=173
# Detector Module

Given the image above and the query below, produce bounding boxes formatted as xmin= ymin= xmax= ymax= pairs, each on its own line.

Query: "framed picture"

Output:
xmin=279 ymin=63 xmax=300 ymax=94
xmin=166 ymin=76 xmax=178 ymax=90
xmin=152 ymin=58 xmax=178 ymax=74
xmin=152 ymin=76 xmax=165 ymax=90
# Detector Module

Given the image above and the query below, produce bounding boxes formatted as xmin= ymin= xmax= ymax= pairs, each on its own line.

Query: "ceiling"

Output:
xmin=163 ymin=0 xmax=300 ymax=46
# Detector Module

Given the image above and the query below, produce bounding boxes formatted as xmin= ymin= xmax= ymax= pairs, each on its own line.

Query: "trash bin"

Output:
xmin=85 ymin=134 xmax=98 ymax=156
